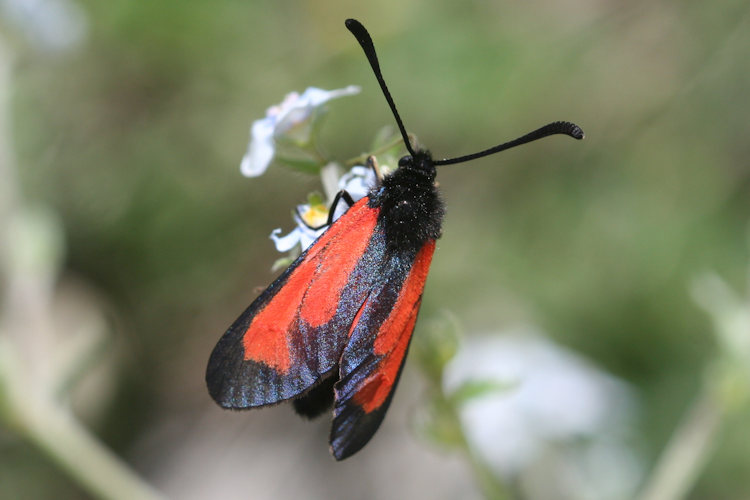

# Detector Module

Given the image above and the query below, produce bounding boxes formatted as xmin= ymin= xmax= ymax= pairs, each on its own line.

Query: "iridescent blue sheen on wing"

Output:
xmin=328 ymin=235 xmax=436 ymax=460
xmin=329 ymin=246 xmax=420 ymax=459
xmin=206 ymin=202 xmax=386 ymax=409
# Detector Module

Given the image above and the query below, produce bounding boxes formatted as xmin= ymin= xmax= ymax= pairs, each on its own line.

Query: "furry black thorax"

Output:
xmin=368 ymin=150 xmax=445 ymax=254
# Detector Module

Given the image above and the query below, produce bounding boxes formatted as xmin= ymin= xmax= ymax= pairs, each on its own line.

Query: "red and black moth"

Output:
xmin=206 ymin=18 xmax=584 ymax=460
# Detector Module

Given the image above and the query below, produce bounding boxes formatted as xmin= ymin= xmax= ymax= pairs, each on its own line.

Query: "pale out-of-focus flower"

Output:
xmin=445 ymin=330 xmax=641 ymax=499
xmin=0 ymin=0 xmax=87 ymax=52
xmin=269 ymin=164 xmax=379 ymax=254
xmin=240 ymin=86 xmax=360 ymax=177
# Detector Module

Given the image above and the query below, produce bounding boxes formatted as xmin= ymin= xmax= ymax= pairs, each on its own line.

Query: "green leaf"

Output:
xmin=274 ymin=155 xmax=324 ymax=175
xmin=415 ymin=400 xmax=465 ymax=449
xmin=306 ymin=191 xmax=325 ymax=206
xmin=271 ymin=255 xmax=295 ymax=272
xmin=412 ymin=311 xmax=463 ymax=384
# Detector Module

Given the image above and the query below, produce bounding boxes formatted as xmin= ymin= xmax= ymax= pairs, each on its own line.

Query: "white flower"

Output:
xmin=445 ymin=329 xmax=641 ymax=498
xmin=240 ymin=86 xmax=361 ymax=177
xmin=269 ymin=202 xmax=328 ymax=253
xmin=0 ymin=0 xmax=87 ymax=52
xmin=337 ymin=165 xmax=377 ymax=200
xmin=269 ymin=164 xmax=379 ymax=253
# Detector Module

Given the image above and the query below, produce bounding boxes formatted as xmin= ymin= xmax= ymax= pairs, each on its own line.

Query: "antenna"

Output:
xmin=434 ymin=121 xmax=584 ymax=166
xmin=345 ymin=18 xmax=584 ymax=165
xmin=345 ymin=18 xmax=415 ymax=156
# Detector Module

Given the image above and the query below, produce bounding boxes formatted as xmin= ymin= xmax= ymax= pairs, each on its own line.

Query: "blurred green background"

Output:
xmin=1 ymin=0 xmax=750 ymax=498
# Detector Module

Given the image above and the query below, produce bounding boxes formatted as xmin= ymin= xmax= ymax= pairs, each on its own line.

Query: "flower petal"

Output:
xmin=241 ymin=119 xmax=276 ymax=177
xmin=297 ymin=85 xmax=361 ymax=108
xmin=293 ymin=211 xmax=326 ymax=250
xmin=274 ymin=86 xmax=362 ymax=139
xmin=240 ymin=86 xmax=360 ymax=177
xmin=298 ymin=231 xmax=320 ymax=251
xmin=269 ymin=227 xmax=302 ymax=252
xmin=338 ymin=165 xmax=377 ymax=201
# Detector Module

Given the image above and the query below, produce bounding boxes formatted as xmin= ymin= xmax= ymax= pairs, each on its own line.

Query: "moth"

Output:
xmin=206 ymin=18 xmax=583 ymax=460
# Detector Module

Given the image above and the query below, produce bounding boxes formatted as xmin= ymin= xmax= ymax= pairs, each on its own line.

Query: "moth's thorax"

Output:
xmin=397 ymin=150 xmax=437 ymax=182
xmin=369 ymin=149 xmax=444 ymax=254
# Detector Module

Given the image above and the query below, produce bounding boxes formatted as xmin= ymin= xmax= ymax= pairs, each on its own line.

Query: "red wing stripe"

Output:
xmin=300 ymin=205 xmax=379 ymax=328
xmin=241 ymin=198 xmax=377 ymax=373
xmin=329 ymin=240 xmax=436 ymax=459
xmin=350 ymin=299 xmax=421 ymax=413
xmin=353 ymin=240 xmax=435 ymax=412
xmin=373 ymin=240 xmax=435 ymax=356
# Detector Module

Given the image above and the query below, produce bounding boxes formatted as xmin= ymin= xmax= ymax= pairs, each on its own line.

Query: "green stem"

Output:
xmin=434 ymin=372 xmax=510 ymax=500
xmin=345 ymin=133 xmax=410 ymax=167
xmin=636 ymin=381 xmax=723 ymax=500
xmin=0 ymin=316 xmax=165 ymax=500
xmin=462 ymin=443 xmax=511 ymax=500
xmin=0 ymin=33 xmax=164 ymax=500
xmin=20 ymin=400 xmax=166 ymax=500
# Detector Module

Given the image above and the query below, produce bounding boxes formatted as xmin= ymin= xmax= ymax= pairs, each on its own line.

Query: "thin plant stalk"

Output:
xmin=636 ymin=376 xmax=723 ymax=500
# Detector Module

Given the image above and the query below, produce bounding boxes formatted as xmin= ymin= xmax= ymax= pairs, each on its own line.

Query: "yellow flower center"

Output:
xmin=301 ymin=203 xmax=329 ymax=227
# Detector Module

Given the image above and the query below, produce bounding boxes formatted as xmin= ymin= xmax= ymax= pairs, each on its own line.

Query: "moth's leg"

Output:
xmin=366 ymin=155 xmax=383 ymax=185
xmin=325 ymin=190 xmax=355 ymax=226
xmin=295 ymin=190 xmax=355 ymax=230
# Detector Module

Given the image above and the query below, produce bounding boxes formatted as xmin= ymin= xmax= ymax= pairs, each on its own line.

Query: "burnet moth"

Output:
xmin=206 ymin=18 xmax=584 ymax=460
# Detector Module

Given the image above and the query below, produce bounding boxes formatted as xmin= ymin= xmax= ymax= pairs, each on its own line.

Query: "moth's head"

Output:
xmin=397 ymin=149 xmax=436 ymax=180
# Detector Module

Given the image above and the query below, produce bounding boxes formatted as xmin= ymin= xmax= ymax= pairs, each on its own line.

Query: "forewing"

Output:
xmin=330 ymin=240 xmax=436 ymax=460
xmin=206 ymin=198 xmax=383 ymax=409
